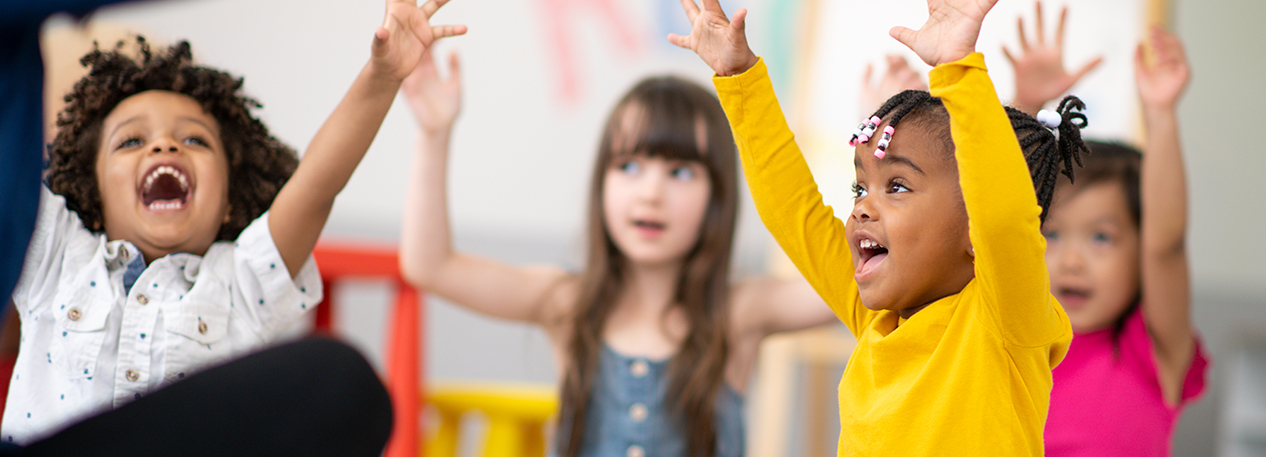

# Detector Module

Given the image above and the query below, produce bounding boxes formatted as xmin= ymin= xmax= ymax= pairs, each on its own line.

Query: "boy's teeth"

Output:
xmin=144 ymin=166 xmax=189 ymax=192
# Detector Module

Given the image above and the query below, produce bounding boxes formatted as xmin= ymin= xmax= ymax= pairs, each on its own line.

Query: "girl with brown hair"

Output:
xmin=398 ymin=49 xmax=837 ymax=457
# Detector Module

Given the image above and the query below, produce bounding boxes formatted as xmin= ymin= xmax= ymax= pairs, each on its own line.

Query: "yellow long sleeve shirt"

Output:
xmin=713 ymin=54 xmax=1072 ymax=456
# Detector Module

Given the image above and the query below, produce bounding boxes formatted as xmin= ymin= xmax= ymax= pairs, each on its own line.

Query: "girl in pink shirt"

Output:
xmin=1004 ymin=6 xmax=1208 ymax=455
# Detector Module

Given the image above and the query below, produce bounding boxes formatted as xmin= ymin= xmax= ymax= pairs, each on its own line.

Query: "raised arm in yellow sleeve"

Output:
xmin=712 ymin=58 xmax=870 ymax=336
xmin=930 ymin=53 xmax=1071 ymax=350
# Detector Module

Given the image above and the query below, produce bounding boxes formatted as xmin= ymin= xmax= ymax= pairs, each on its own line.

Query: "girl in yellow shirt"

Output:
xmin=670 ymin=0 xmax=1090 ymax=454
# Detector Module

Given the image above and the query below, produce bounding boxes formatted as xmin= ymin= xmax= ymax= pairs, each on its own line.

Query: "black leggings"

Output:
xmin=10 ymin=337 xmax=393 ymax=457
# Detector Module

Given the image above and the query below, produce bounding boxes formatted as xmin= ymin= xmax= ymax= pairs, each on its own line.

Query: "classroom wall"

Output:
xmin=66 ymin=0 xmax=1266 ymax=454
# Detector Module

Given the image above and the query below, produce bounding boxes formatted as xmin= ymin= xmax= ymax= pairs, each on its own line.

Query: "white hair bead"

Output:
xmin=1036 ymin=109 xmax=1062 ymax=129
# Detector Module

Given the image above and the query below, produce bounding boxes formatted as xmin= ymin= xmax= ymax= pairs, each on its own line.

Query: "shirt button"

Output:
xmin=626 ymin=445 xmax=645 ymax=457
xmin=137 ymin=294 xmax=149 ymax=305
xmin=629 ymin=403 xmax=648 ymax=422
xmin=125 ymin=369 xmax=139 ymax=382
xmin=198 ymin=322 xmax=208 ymax=335
xmin=630 ymin=360 xmax=649 ymax=378
xmin=67 ymin=308 xmax=81 ymax=321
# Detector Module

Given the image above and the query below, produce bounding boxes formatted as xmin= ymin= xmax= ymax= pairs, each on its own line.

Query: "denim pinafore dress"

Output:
xmin=563 ymin=344 xmax=745 ymax=457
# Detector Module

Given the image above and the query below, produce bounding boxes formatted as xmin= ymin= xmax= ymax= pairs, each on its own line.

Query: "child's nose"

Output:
xmin=636 ymin=172 xmax=666 ymax=202
xmin=850 ymin=199 xmax=874 ymax=222
xmin=150 ymin=137 xmax=180 ymax=153
xmin=1058 ymin=245 xmax=1085 ymax=271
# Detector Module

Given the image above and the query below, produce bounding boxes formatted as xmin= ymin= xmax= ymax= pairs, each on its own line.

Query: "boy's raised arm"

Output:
xmin=267 ymin=0 xmax=466 ymax=278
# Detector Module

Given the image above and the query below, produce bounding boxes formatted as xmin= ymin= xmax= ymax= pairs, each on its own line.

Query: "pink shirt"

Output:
xmin=1046 ymin=307 xmax=1209 ymax=456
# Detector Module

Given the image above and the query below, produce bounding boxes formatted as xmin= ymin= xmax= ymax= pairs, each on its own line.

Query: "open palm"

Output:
xmin=891 ymin=0 xmax=998 ymax=67
xmin=1004 ymin=3 xmax=1102 ymax=114
xmin=1135 ymin=26 xmax=1189 ymax=112
xmin=402 ymin=49 xmax=462 ymax=135
xmin=372 ymin=0 xmax=467 ymax=82
xmin=667 ymin=0 xmax=758 ymax=77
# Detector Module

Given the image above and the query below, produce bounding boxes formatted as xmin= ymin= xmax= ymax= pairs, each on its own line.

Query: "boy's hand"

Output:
xmin=1003 ymin=2 xmax=1102 ymax=114
xmin=1135 ymin=26 xmax=1189 ymax=113
xmin=372 ymin=0 xmax=467 ymax=83
xmin=890 ymin=0 xmax=999 ymax=67
xmin=667 ymin=0 xmax=759 ymax=77
xmin=860 ymin=55 xmax=928 ymax=117
xmin=402 ymin=48 xmax=462 ymax=136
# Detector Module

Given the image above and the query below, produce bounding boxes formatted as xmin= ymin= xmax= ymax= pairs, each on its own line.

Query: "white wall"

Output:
xmin=59 ymin=0 xmax=1266 ymax=454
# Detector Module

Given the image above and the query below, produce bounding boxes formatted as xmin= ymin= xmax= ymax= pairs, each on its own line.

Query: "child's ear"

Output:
xmin=223 ymin=204 xmax=232 ymax=224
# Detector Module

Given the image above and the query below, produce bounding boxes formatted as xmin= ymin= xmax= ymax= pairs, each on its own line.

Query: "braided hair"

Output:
xmin=47 ymin=36 xmax=298 ymax=240
xmin=865 ymin=90 xmax=1090 ymax=223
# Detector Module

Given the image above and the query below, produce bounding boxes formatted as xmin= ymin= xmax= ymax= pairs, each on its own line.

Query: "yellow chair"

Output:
xmin=425 ymin=382 xmax=559 ymax=457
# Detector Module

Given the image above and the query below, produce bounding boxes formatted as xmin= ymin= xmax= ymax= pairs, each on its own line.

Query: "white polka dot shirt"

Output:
xmin=2 ymin=188 xmax=323 ymax=445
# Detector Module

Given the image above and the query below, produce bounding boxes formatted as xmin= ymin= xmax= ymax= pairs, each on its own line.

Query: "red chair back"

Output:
xmin=312 ymin=242 xmax=423 ymax=457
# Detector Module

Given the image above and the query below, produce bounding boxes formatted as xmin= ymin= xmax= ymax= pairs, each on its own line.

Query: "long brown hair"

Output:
xmin=558 ymin=76 xmax=738 ymax=457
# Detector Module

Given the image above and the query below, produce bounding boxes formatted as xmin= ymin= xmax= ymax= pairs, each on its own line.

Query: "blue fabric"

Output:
xmin=121 ymin=253 xmax=146 ymax=295
xmin=0 ymin=0 xmax=129 ymax=309
xmin=568 ymin=344 xmax=746 ymax=457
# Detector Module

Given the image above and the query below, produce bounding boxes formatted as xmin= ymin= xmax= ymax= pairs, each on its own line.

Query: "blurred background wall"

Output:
xmin=42 ymin=0 xmax=1266 ymax=454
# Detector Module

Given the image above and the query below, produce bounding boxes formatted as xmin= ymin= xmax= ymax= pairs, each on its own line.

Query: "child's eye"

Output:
xmin=184 ymin=136 xmax=209 ymax=147
xmin=1092 ymin=232 xmax=1112 ymax=244
xmin=886 ymin=181 xmax=910 ymax=193
xmin=1042 ymin=230 xmax=1059 ymax=241
xmin=617 ymin=160 xmax=641 ymax=175
xmin=117 ymin=137 xmax=143 ymax=150
xmin=670 ymin=165 xmax=696 ymax=180
xmin=851 ymin=182 xmax=867 ymax=199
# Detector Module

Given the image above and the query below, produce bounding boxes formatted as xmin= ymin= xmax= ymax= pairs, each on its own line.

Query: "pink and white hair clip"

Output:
xmin=874 ymin=125 xmax=895 ymax=159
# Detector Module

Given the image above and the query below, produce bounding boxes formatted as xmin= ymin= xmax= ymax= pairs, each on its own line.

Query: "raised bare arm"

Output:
xmin=268 ymin=0 xmax=466 ymax=277
xmin=1135 ymin=26 xmax=1194 ymax=406
xmin=397 ymin=48 xmax=571 ymax=325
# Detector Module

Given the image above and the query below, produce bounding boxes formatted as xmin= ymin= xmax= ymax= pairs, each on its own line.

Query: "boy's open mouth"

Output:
xmin=857 ymin=238 xmax=889 ymax=276
xmin=140 ymin=164 xmax=192 ymax=211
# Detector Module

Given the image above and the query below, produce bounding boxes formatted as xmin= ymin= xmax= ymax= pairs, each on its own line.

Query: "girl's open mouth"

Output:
xmin=856 ymin=238 xmax=889 ymax=278
xmin=633 ymin=219 xmax=666 ymax=237
xmin=1055 ymin=287 xmax=1091 ymax=309
xmin=140 ymin=164 xmax=192 ymax=211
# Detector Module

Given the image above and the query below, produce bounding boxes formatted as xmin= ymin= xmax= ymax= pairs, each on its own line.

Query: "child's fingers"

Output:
xmin=431 ymin=24 xmax=467 ymax=40
xmin=447 ymin=51 xmax=461 ymax=84
xmin=419 ymin=0 xmax=452 ymax=18
xmin=1133 ymin=42 xmax=1147 ymax=76
xmin=1034 ymin=1 xmax=1045 ymax=45
xmin=702 ymin=0 xmax=727 ymax=17
xmin=1016 ymin=17 xmax=1030 ymax=51
xmin=730 ymin=8 xmax=747 ymax=35
xmin=889 ymin=26 xmax=917 ymax=51
xmin=1070 ymin=56 xmax=1102 ymax=83
xmin=1002 ymin=46 xmax=1016 ymax=65
xmin=1055 ymin=6 xmax=1068 ymax=49
xmin=678 ymin=0 xmax=700 ymax=23
xmin=863 ymin=62 xmax=873 ymax=87
xmin=666 ymin=33 xmax=691 ymax=49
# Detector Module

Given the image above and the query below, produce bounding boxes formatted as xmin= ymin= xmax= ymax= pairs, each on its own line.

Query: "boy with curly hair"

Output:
xmin=5 ymin=0 xmax=465 ymax=444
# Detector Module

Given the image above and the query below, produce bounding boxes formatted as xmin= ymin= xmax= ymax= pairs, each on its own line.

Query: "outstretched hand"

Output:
xmin=1135 ymin=26 xmax=1189 ymax=113
xmin=402 ymin=48 xmax=462 ymax=136
xmin=890 ymin=0 xmax=998 ymax=67
xmin=1003 ymin=2 xmax=1102 ymax=114
xmin=372 ymin=0 xmax=467 ymax=83
xmin=667 ymin=0 xmax=759 ymax=77
xmin=860 ymin=55 xmax=928 ymax=117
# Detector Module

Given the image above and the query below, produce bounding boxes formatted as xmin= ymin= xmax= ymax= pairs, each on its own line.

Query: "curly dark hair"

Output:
xmin=46 ymin=36 xmax=298 ymax=240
